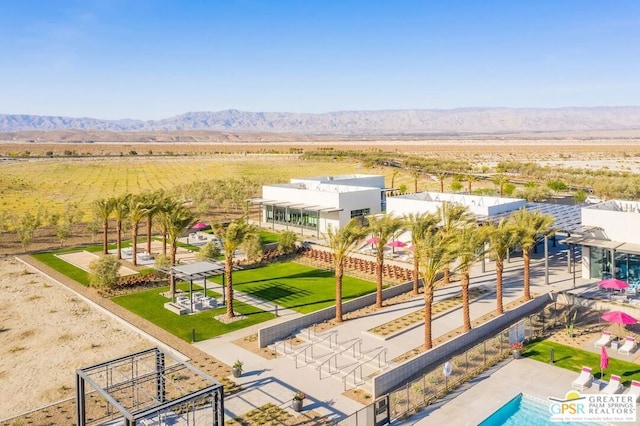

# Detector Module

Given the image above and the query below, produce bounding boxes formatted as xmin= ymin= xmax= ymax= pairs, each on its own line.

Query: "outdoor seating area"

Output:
xmin=174 ymin=293 xmax=218 ymax=314
xmin=619 ymin=336 xmax=638 ymax=355
xmin=602 ymin=374 xmax=624 ymax=394
xmin=571 ymin=366 xmax=593 ymax=390
xmin=594 ymin=331 xmax=612 ymax=348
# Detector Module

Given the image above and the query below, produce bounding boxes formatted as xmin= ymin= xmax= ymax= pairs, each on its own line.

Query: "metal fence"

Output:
xmin=386 ymin=304 xmax=561 ymax=423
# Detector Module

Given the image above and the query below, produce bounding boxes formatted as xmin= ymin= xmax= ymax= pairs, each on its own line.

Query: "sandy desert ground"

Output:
xmin=0 ymin=257 xmax=153 ymax=420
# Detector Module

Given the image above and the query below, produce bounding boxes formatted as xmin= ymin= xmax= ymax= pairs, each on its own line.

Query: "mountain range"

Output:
xmin=1 ymin=107 xmax=640 ymax=135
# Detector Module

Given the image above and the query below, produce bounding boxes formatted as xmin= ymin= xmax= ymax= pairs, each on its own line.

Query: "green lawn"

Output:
xmin=525 ymin=340 xmax=640 ymax=386
xmin=259 ymin=230 xmax=280 ymax=244
xmin=112 ymin=283 xmax=275 ymax=341
xmin=209 ymin=261 xmax=377 ymax=314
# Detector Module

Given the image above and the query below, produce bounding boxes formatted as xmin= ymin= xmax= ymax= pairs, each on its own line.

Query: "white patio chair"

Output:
xmin=594 ymin=331 xmax=612 ymax=348
xmin=626 ymin=380 xmax=640 ymax=403
xmin=572 ymin=366 xmax=593 ymax=390
xmin=602 ymin=375 xmax=623 ymax=394
xmin=619 ymin=336 xmax=637 ymax=355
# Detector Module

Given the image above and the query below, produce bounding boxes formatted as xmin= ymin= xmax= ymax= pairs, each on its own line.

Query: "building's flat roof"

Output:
xmin=481 ymin=202 xmax=582 ymax=234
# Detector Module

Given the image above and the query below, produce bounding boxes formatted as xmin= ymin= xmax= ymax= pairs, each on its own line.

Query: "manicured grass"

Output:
xmin=32 ymin=249 xmax=92 ymax=286
xmin=259 ymin=230 xmax=280 ymax=245
xmin=525 ymin=340 xmax=640 ymax=386
xmin=112 ymin=283 xmax=275 ymax=341
xmin=209 ymin=261 xmax=377 ymax=314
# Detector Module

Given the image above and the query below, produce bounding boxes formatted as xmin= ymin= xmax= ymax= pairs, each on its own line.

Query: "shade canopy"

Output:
xmin=366 ymin=237 xmax=380 ymax=245
xmin=387 ymin=240 xmax=407 ymax=248
xmin=598 ymin=278 xmax=629 ymax=290
xmin=601 ymin=310 xmax=637 ymax=325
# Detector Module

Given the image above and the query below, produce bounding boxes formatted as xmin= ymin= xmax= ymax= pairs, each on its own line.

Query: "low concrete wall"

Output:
xmin=258 ymin=280 xmax=418 ymax=348
xmin=371 ymin=292 xmax=554 ymax=398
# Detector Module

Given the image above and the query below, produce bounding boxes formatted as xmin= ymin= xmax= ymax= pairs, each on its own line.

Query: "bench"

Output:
xmin=164 ymin=302 xmax=188 ymax=315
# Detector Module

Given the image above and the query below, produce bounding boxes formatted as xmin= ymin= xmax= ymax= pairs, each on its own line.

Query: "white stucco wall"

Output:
xmin=582 ymin=201 xmax=640 ymax=245
xmin=386 ymin=192 xmax=525 ymax=218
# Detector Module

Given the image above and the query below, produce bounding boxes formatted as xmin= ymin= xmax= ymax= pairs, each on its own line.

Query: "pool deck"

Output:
xmin=399 ymin=358 xmax=634 ymax=425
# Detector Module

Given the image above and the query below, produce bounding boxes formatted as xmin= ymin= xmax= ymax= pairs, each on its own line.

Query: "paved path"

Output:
xmin=192 ymin=241 xmax=594 ymax=423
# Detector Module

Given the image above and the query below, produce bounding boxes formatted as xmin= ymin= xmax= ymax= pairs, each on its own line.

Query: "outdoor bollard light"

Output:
xmin=192 ymin=328 xmax=196 ymax=343
xmin=550 ymin=348 xmax=555 ymax=364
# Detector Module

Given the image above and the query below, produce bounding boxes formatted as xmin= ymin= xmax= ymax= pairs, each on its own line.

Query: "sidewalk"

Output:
xmin=192 ymin=241 xmax=585 ymax=423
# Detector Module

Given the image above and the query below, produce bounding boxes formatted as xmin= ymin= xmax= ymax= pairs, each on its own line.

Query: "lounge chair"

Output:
xmin=602 ymin=375 xmax=623 ymax=394
xmin=594 ymin=331 xmax=612 ymax=348
xmin=572 ymin=366 xmax=594 ymax=390
xmin=619 ymin=336 xmax=637 ymax=355
xmin=626 ymin=380 xmax=640 ymax=403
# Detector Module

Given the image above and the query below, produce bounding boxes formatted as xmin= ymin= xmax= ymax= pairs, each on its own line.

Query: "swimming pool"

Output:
xmin=479 ymin=393 xmax=606 ymax=425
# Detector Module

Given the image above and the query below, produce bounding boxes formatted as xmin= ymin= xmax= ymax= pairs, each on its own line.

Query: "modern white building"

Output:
xmin=387 ymin=192 xmax=526 ymax=217
xmin=567 ymin=200 xmax=640 ymax=284
xmin=249 ymin=174 xmax=386 ymax=237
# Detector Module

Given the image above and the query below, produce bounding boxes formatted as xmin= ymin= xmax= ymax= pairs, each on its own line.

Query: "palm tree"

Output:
xmin=93 ymin=197 xmax=115 ymax=254
xmin=156 ymin=195 xmax=178 ymax=255
xmin=463 ymin=174 xmax=477 ymax=194
xmin=456 ymin=223 xmax=487 ymax=331
xmin=390 ymin=169 xmax=400 ymax=189
xmin=326 ymin=220 xmax=366 ymax=323
xmin=218 ymin=219 xmax=256 ymax=319
xmin=510 ymin=209 xmax=555 ymax=301
xmin=436 ymin=173 xmax=447 ymax=193
xmin=404 ymin=212 xmax=439 ymax=295
xmin=161 ymin=204 xmax=195 ymax=300
xmin=415 ymin=218 xmax=456 ymax=350
xmin=492 ymin=174 xmax=509 ymax=197
xmin=437 ymin=202 xmax=474 ymax=284
xmin=485 ymin=219 xmax=518 ymax=314
xmin=143 ymin=191 xmax=162 ymax=255
xmin=112 ymin=194 xmax=131 ymax=260
xmin=128 ymin=195 xmax=149 ymax=266
xmin=411 ymin=170 xmax=421 ymax=193
xmin=366 ymin=214 xmax=404 ymax=308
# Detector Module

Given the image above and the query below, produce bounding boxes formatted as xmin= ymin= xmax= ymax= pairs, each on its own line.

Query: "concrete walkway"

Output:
xmin=190 ymin=240 xmax=602 ymax=423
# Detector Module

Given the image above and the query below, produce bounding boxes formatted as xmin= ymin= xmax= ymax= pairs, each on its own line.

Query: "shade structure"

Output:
xmin=598 ymin=278 xmax=629 ymax=290
xmin=366 ymin=237 xmax=380 ymax=245
xmin=192 ymin=222 xmax=210 ymax=230
xmin=600 ymin=346 xmax=609 ymax=379
xmin=601 ymin=310 xmax=638 ymax=325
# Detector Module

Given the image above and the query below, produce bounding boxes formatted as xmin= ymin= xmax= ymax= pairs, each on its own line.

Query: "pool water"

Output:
xmin=479 ymin=393 xmax=606 ymax=426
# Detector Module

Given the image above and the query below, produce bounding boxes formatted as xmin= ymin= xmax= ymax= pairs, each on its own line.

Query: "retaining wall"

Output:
xmin=371 ymin=292 xmax=554 ymax=398
xmin=258 ymin=280 xmax=419 ymax=348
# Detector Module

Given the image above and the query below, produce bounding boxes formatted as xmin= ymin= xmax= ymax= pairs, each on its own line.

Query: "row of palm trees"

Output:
xmin=327 ymin=203 xmax=554 ymax=350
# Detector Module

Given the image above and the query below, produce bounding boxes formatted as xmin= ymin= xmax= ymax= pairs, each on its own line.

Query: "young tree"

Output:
xmin=511 ymin=209 xmax=555 ymax=301
xmin=436 ymin=172 xmax=447 ymax=193
xmin=278 ymin=230 xmax=298 ymax=254
xmin=366 ymin=213 xmax=404 ymax=308
xmin=437 ymin=202 xmax=474 ymax=284
xmin=88 ymin=255 xmax=121 ymax=289
xmin=326 ymin=220 xmax=366 ymax=323
xmin=492 ymin=174 xmax=509 ymax=197
xmin=456 ymin=223 xmax=487 ymax=331
xmin=411 ymin=170 xmax=421 ymax=193
xmin=241 ymin=233 xmax=263 ymax=263
xmin=196 ymin=241 xmax=221 ymax=261
xmin=463 ymin=174 xmax=477 ymax=194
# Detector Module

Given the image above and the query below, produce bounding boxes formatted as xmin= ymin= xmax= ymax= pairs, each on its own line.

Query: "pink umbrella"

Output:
xmin=192 ymin=222 xmax=209 ymax=230
xmin=601 ymin=310 xmax=638 ymax=325
xmin=600 ymin=346 xmax=609 ymax=379
xmin=388 ymin=240 xmax=407 ymax=253
xmin=366 ymin=237 xmax=380 ymax=245
xmin=598 ymin=278 xmax=629 ymax=290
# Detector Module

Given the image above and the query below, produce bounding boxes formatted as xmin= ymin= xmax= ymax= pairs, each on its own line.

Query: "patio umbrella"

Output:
xmin=388 ymin=240 xmax=407 ymax=253
xmin=365 ymin=237 xmax=380 ymax=250
xmin=601 ymin=310 xmax=638 ymax=338
xmin=598 ymin=278 xmax=629 ymax=290
xmin=600 ymin=345 xmax=609 ymax=379
xmin=192 ymin=222 xmax=210 ymax=231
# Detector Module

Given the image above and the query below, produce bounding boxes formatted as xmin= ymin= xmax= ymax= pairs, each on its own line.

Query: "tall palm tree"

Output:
xmin=161 ymin=204 xmax=195 ymax=300
xmin=437 ymin=202 xmax=474 ymax=284
xmin=510 ymin=209 xmax=555 ymax=300
xmin=219 ymin=219 xmax=256 ymax=319
xmin=366 ymin=213 xmax=404 ymax=308
xmin=112 ymin=194 xmax=131 ymax=260
xmin=404 ymin=212 xmax=439 ymax=295
xmin=128 ymin=195 xmax=150 ymax=266
xmin=390 ymin=169 xmax=400 ymax=189
xmin=485 ymin=219 xmax=518 ymax=314
xmin=156 ymin=195 xmax=178 ymax=255
xmin=456 ymin=223 xmax=487 ymax=332
xmin=93 ymin=197 xmax=115 ymax=254
xmin=143 ymin=191 xmax=162 ymax=254
xmin=415 ymin=219 xmax=456 ymax=350
xmin=326 ymin=220 xmax=366 ymax=323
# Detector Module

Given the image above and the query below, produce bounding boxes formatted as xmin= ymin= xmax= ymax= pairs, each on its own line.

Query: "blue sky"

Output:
xmin=1 ymin=0 xmax=638 ymax=120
